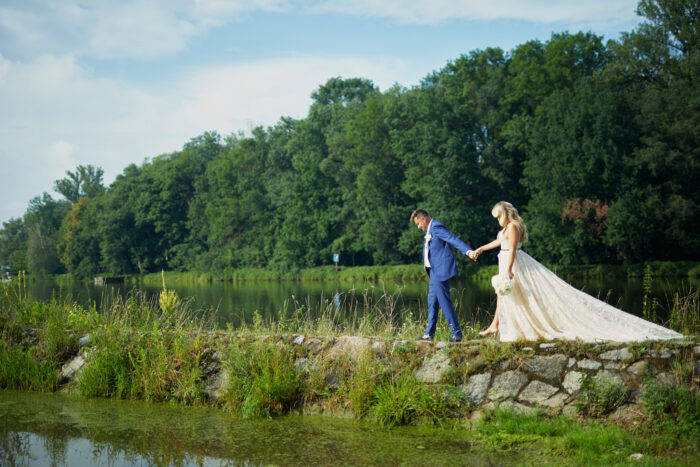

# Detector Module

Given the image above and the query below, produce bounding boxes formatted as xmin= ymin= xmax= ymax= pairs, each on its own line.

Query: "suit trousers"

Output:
xmin=425 ymin=272 xmax=462 ymax=338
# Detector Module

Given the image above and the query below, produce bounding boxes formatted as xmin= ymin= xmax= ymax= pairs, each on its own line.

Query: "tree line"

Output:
xmin=1 ymin=0 xmax=698 ymax=278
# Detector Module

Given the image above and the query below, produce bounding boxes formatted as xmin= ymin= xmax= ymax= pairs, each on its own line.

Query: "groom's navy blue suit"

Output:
xmin=423 ymin=220 xmax=471 ymax=339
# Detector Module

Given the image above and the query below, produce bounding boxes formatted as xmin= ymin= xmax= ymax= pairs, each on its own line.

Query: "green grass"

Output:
xmin=220 ymin=339 xmax=305 ymax=418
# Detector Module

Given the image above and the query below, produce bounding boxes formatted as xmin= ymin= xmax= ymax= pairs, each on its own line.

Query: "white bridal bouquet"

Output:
xmin=491 ymin=274 xmax=513 ymax=296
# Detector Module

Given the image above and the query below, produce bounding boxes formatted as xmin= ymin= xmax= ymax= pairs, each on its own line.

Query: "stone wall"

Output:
xmin=59 ymin=333 xmax=699 ymax=419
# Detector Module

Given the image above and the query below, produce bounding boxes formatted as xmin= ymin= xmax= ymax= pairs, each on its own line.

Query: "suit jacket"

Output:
xmin=424 ymin=220 xmax=471 ymax=281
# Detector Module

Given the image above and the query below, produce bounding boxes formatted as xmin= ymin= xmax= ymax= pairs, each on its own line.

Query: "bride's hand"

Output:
xmin=508 ymin=272 xmax=514 ymax=280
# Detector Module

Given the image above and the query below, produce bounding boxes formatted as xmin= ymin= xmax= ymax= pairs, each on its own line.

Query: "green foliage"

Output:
xmin=371 ymin=372 xmax=422 ymax=427
xmin=0 ymin=347 xmax=58 ymax=391
xmin=221 ymin=340 xmax=304 ymax=418
xmin=369 ymin=371 xmax=458 ymax=427
xmin=576 ymin=375 xmax=629 ymax=417
xmin=346 ymin=352 xmax=382 ymax=418
xmin=641 ymin=380 xmax=700 ymax=446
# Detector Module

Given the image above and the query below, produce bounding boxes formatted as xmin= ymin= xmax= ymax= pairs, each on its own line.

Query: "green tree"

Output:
xmin=23 ymin=193 xmax=69 ymax=274
xmin=0 ymin=218 xmax=28 ymax=273
xmin=53 ymin=165 xmax=105 ymax=203
xmin=604 ymin=0 xmax=700 ymax=261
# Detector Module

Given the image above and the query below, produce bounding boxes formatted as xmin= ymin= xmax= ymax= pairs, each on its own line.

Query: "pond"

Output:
xmin=22 ymin=274 xmax=696 ymax=329
xmin=0 ymin=390 xmax=514 ymax=466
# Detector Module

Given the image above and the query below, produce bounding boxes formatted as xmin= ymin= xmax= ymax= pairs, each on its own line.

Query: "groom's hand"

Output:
xmin=466 ymin=250 xmax=477 ymax=261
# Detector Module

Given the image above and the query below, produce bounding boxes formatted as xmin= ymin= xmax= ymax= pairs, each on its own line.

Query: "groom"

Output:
xmin=411 ymin=209 xmax=475 ymax=342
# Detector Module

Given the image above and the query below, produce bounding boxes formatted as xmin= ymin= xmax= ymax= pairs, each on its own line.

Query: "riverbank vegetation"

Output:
xmin=1 ymin=0 xmax=698 ymax=282
xmin=2 ymin=276 xmax=699 ymax=464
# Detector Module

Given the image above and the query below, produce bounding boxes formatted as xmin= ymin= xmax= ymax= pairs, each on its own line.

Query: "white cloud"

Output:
xmin=0 ymin=0 xmax=292 ymax=60
xmin=0 ymin=52 xmax=415 ymax=221
xmin=308 ymin=0 xmax=639 ymax=25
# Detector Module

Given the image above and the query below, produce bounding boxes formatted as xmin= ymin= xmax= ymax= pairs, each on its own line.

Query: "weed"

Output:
xmin=0 ymin=346 xmax=58 ymax=391
xmin=371 ymin=372 xmax=421 ymax=427
xmin=346 ymin=352 xmax=383 ymax=418
xmin=221 ymin=340 xmax=304 ymax=418
xmin=576 ymin=374 xmax=628 ymax=417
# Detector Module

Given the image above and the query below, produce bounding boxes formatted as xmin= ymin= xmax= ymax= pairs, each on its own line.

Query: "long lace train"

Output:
xmin=496 ymin=249 xmax=683 ymax=343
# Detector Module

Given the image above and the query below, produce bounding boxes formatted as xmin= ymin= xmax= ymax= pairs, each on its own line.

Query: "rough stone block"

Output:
xmin=595 ymin=370 xmax=624 ymax=387
xmin=305 ymin=338 xmax=323 ymax=354
xmin=292 ymin=335 xmax=305 ymax=345
xmin=499 ymin=400 xmax=537 ymax=416
xmin=652 ymin=349 xmax=678 ymax=359
xmin=488 ymin=370 xmax=528 ymax=401
xmin=626 ymin=360 xmax=648 ymax=376
xmin=204 ymin=370 xmax=229 ymax=400
xmin=518 ymin=381 xmax=559 ymax=403
xmin=328 ymin=336 xmax=371 ymax=360
xmin=577 ymin=359 xmax=602 ymax=370
xmin=600 ymin=348 xmax=632 ymax=361
xmin=466 ymin=373 xmax=491 ymax=406
xmin=567 ymin=358 xmax=576 ymax=368
xmin=541 ymin=391 xmax=569 ymax=408
xmin=59 ymin=355 xmax=86 ymax=383
xmin=563 ymin=371 xmax=584 ymax=394
xmin=525 ymin=354 xmax=568 ymax=382
xmin=604 ymin=362 xmax=623 ymax=370
xmin=415 ymin=353 xmax=451 ymax=383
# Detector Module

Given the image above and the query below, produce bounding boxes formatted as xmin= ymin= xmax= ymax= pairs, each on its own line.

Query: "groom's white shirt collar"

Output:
xmin=424 ymin=219 xmax=433 ymax=268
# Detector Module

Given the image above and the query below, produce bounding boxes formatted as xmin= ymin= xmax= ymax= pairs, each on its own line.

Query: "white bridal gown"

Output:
xmin=495 ymin=231 xmax=683 ymax=343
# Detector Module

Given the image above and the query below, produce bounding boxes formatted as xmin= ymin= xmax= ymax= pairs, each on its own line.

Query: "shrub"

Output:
xmin=641 ymin=380 xmax=699 ymax=445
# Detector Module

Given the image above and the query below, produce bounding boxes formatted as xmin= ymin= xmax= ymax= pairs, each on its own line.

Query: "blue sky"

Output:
xmin=0 ymin=0 xmax=642 ymax=223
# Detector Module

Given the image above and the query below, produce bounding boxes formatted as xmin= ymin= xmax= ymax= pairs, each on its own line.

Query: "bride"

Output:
xmin=473 ymin=201 xmax=683 ymax=342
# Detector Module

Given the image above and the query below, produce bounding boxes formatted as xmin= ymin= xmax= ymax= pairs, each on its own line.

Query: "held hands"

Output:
xmin=467 ymin=248 xmax=483 ymax=262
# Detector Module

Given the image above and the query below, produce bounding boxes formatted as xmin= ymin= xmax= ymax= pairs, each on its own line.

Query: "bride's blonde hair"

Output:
xmin=492 ymin=201 xmax=528 ymax=243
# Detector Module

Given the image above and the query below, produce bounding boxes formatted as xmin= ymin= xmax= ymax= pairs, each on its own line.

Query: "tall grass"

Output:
xmin=667 ymin=285 xmax=699 ymax=336
xmin=77 ymin=290 xmax=210 ymax=403
xmin=219 ymin=339 xmax=305 ymax=418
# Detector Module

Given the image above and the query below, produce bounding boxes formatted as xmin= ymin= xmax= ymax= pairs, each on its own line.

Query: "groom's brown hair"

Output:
xmin=410 ymin=209 xmax=429 ymax=222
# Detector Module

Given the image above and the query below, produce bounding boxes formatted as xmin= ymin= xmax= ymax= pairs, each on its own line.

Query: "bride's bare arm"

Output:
xmin=474 ymin=238 xmax=500 ymax=257
xmin=504 ymin=223 xmax=520 ymax=278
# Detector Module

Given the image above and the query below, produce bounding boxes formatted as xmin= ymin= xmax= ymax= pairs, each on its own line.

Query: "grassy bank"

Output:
xmin=1 ymin=277 xmax=698 ymax=464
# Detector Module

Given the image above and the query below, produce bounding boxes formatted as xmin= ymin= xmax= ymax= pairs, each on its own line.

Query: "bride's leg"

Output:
xmin=479 ymin=302 xmax=500 ymax=336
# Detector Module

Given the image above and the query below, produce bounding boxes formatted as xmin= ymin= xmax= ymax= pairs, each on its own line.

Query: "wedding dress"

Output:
xmin=495 ymin=231 xmax=683 ymax=342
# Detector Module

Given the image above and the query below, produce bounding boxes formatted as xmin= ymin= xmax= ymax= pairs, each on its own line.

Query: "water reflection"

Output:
xmin=23 ymin=275 xmax=695 ymax=329
xmin=0 ymin=390 xmax=511 ymax=466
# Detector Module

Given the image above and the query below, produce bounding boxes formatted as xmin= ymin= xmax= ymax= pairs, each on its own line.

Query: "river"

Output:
xmin=0 ymin=390 xmax=516 ymax=466
xmin=23 ymin=275 xmax=696 ymax=329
